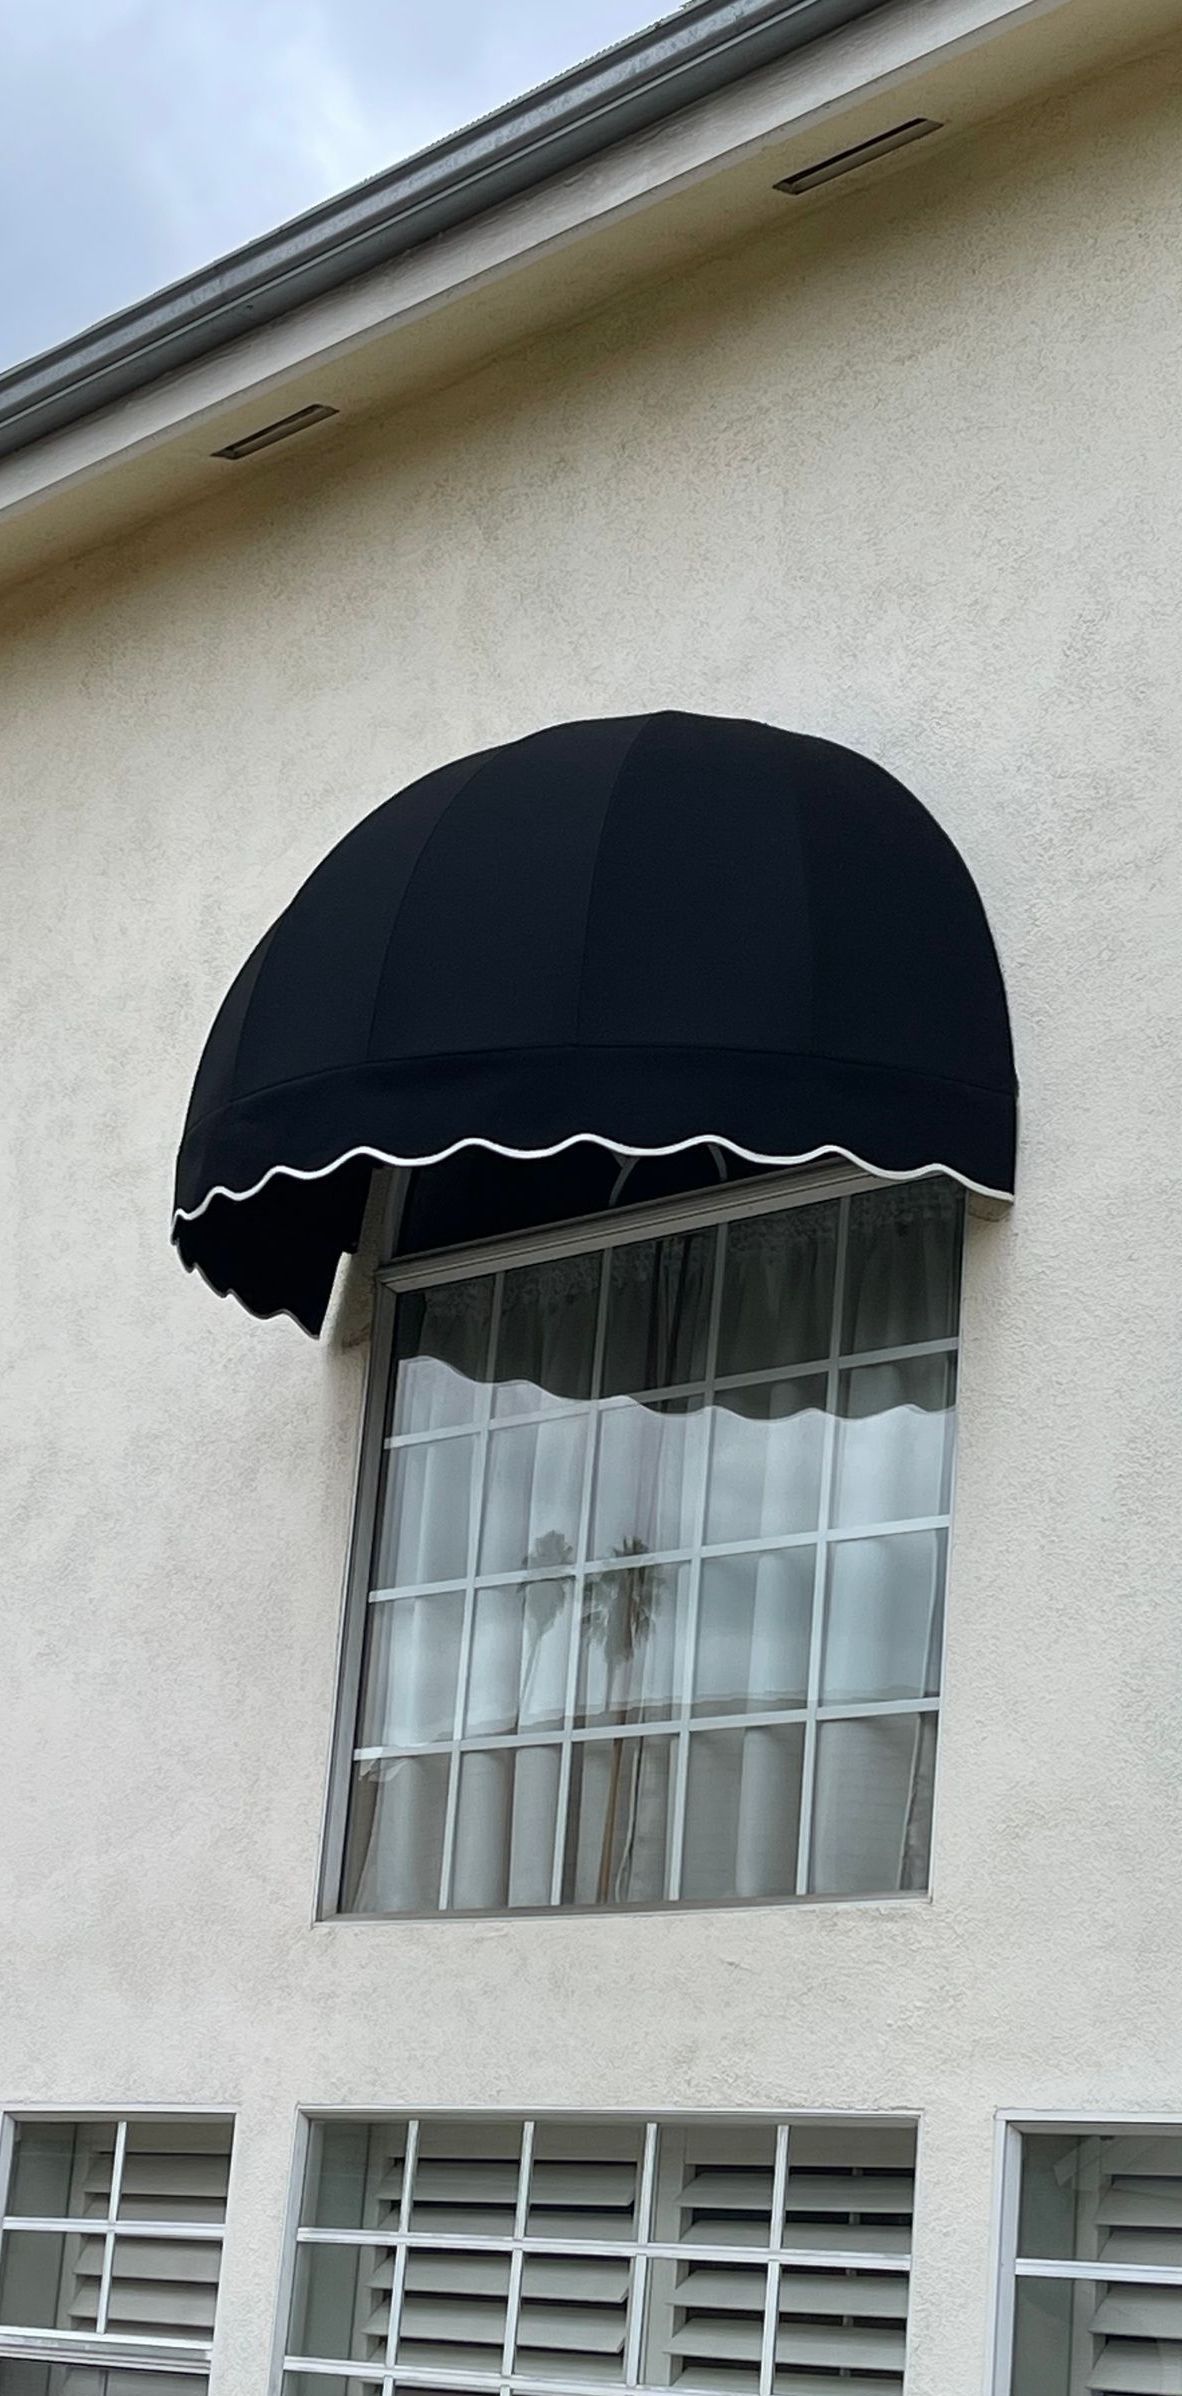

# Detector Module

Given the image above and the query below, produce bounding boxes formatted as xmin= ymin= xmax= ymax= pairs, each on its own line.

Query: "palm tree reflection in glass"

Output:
xmin=523 ymin=1527 xmax=671 ymax=1905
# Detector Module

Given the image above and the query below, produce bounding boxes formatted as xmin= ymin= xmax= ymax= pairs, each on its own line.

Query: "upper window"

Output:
xmin=1002 ymin=2125 xmax=1182 ymax=2393
xmin=0 ymin=2113 xmax=232 ymax=2389
xmin=327 ymin=1173 xmax=963 ymax=1917
xmin=281 ymin=2110 xmax=916 ymax=2393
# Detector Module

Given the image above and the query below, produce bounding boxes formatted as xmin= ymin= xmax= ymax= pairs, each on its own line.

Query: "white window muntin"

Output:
xmin=0 ymin=2109 xmax=232 ymax=2381
xmin=321 ymin=1164 xmax=962 ymax=1918
xmin=280 ymin=2108 xmax=918 ymax=2395
xmin=992 ymin=2116 xmax=1182 ymax=2394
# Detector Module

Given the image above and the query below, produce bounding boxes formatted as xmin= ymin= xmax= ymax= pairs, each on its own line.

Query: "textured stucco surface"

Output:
xmin=2 ymin=38 xmax=1181 ymax=2396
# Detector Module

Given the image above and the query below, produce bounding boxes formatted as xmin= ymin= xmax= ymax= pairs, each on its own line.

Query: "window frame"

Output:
xmin=989 ymin=2111 xmax=1182 ymax=2393
xmin=274 ymin=2104 xmax=921 ymax=2396
xmin=0 ymin=2103 xmax=236 ymax=2384
xmin=317 ymin=1161 xmax=968 ymax=1922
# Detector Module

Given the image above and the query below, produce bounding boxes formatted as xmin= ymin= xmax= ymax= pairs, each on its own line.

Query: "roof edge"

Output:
xmin=0 ymin=0 xmax=888 ymax=461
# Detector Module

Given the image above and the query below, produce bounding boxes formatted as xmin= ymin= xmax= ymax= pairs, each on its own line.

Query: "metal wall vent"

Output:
xmin=776 ymin=116 xmax=942 ymax=196
xmin=213 ymin=402 xmax=339 ymax=460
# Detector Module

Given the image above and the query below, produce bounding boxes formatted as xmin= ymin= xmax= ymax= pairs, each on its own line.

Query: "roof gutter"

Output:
xmin=0 ymin=0 xmax=890 ymax=462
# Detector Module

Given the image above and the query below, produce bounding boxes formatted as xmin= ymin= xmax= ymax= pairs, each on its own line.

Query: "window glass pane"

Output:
xmin=681 ymin=1725 xmax=804 ymax=1902
xmin=390 ymin=1276 xmax=493 ymax=1433
xmin=117 ymin=2119 xmax=231 ymax=2226
xmin=810 ymin=1714 xmax=935 ymax=1895
xmin=1018 ymin=2130 xmax=1182 ymax=2268
xmin=342 ymin=1185 xmax=960 ymax=1918
xmin=479 ymin=1414 xmax=587 ymax=1577
xmin=842 ymin=1181 xmax=962 ymax=1353
xmin=358 ymin=1593 xmax=464 ymax=1749
xmin=289 ymin=2239 xmax=393 ymax=2366
xmin=831 ymin=1355 xmax=956 ymax=1529
xmin=340 ymin=1754 xmax=449 ymax=1914
xmin=591 ymin=1401 xmax=704 ymax=1563
xmin=465 ymin=1579 xmax=574 ymax=1737
xmin=577 ymin=1563 xmax=684 ymax=1726
xmin=5 ymin=2122 xmax=115 ymax=2221
xmin=601 ymin=1230 xmax=714 ymax=1397
xmin=284 ymin=2378 xmax=370 ymax=2396
xmin=652 ymin=2119 xmax=777 ymax=2242
xmin=0 ymin=2376 xmax=208 ymax=2394
xmin=106 ymin=2236 xmax=219 ymax=2341
xmin=302 ymin=2121 xmax=406 ymax=2233
xmin=284 ymin=2378 xmax=369 ymax=2396
xmin=450 ymin=1746 xmax=561 ymax=1911
xmin=1011 ymin=2269 xmax=1182 ymax=2395
xmin=783 ymin=2120 xmax=917 ymax=2250
xmin=717 ymin=1202 xmax=837 ymax=1377
xmin=516 ymin=2249 xmax=629 ymax=2377
xmin=821 ymin=1531 xmax=945 ymax=1704
xmin=692 ymin=1550 xmax=814 ymax=1717
xmin=704 ymin=1378 xmax=826 ymax=1546
xmin=564 ymin=1738 xmax=674 ymax=1906
xmin=527 ymin=2122 xmax=645 ymax=2239
xmin=494 ymin=1252 xmax=599 ymax=1414
xmin=0 ymin=2229 xmax=72 ymax=2328
xmin=374 ymin=1437 xmax=474 ymax=1589
xmin=283 ymin=2115 xmax=914 ymax=2391
xmin=409 ymin=2120 xmax=523 ymax=2234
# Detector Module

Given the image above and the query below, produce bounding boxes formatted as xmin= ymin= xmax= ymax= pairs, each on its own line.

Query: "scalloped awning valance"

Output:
xmin=173 ymin=712 xmax=1017 ymax=1332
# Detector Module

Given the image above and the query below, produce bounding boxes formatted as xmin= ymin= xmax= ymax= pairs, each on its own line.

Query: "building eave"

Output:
xmin=0 ymin=0 xmax=888 ymax=463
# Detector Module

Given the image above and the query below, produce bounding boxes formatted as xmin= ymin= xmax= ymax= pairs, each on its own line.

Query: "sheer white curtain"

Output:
xmin=701 ymin=1205 xmax=835 ymax=1900
xmin=810 ymin=1181 xmax=959 ymax=1895
xmin=453 ymin=1253 xmax=597 ymax=1912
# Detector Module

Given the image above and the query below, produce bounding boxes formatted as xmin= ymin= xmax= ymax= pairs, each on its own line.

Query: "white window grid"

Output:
xmin=324 ymin=1168 xmax=960 ymax=1916
xmin=992 ymin=2116 xmax=1182 ymax=2391
xmin=0 ymin=2111 xmax=229 ymax=2379
xmin=282 ymin=2111 xmax=916 ymax=2395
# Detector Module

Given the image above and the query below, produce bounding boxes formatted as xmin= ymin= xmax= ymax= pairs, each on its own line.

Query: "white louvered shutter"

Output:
xmin=65 ymin=2120 xmax=230 ymax=2349
xmin=1078 ymin=2137 xmax=1182 ymax=2394
xmin=396 ymin=2121 xmax=521 ymax=2377
xmin=515 ymin=2125 xmax=642 ymax=2382
xmin=648 ymin=2122 xmax=913 ymax=2396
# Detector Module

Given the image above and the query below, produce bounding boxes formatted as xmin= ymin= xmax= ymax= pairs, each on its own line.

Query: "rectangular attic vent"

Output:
xmin=776 ymin=116 xmax=942 ymax=195
xmin=213 ymin=402 xmax=338 ymax=459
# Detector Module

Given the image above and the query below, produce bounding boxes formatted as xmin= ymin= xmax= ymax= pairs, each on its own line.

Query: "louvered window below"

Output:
xmin=283 ymin=2112 xmax=915 ymax=2395
xmin=1006 ymin=2127 xmax=1182 ymax=2394
xmin=0 ymin=2116 xmax=232 ymax=2390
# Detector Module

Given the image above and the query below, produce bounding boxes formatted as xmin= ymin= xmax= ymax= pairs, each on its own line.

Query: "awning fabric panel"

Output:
xmin=173 ymin=712 xmax=1017 ymax=1332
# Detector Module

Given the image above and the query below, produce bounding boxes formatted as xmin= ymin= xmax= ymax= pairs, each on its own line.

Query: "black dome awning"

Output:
xmin=173 ymin=711 xmax=1017 ymax=1332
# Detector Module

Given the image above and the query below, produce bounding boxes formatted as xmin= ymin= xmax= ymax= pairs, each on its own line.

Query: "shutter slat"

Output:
xmin=774 ymin=2377 xmax=904 ymax=2395
xmin=776 ymin=2320 xmax=908 ymax=2369
xmin=1100 ymin=2184 xmax=1182 ymax=2230
xmin=105 ymin=2281 xmax=216 ymax=2332
xmin=1102 ymin=2232 xmax=1182 ymax=2268
xmin=516 ymin=2301 xmax=627 ymax=2354
xmin=1093 ymin=2286 xmax=1182 ymax=2336
xmin=531 ymin=2165 xmax=638 ymax=2206
xmin=405 ymin=2252 xmax=510 ymax=2296
xmin=1089 ymin=2344 xmax=1182 ymax=2393
xmin=789 ymin=2127 xmax=916 ymax=2171
xmin=400 ymin=2294 xmax=509 ymax=2342
xmin=785 ymin=2173 xmax=914 ymax=2214
xmin=522 ymin=2257 xmax=631 ymax=2302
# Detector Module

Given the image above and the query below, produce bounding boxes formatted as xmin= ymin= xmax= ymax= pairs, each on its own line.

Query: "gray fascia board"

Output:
xmin=0 ymin=0 xmax=888 ymax=461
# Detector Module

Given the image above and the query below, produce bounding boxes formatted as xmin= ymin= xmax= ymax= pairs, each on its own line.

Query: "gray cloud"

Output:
xmin=0 ymin=0 xmax=657 ymax=368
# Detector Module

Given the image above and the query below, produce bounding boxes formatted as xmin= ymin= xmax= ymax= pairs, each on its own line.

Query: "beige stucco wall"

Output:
xmin=2 ymin=34 xmax=1181 ymax=2395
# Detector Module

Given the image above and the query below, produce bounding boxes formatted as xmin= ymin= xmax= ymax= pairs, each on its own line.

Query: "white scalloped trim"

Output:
xmin=172 ymin=1133 xmax=1014 ymax=1232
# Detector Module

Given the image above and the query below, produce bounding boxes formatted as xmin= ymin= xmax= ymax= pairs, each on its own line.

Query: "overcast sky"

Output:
xmin=0 ymin=0 xmax=660 ymax=372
